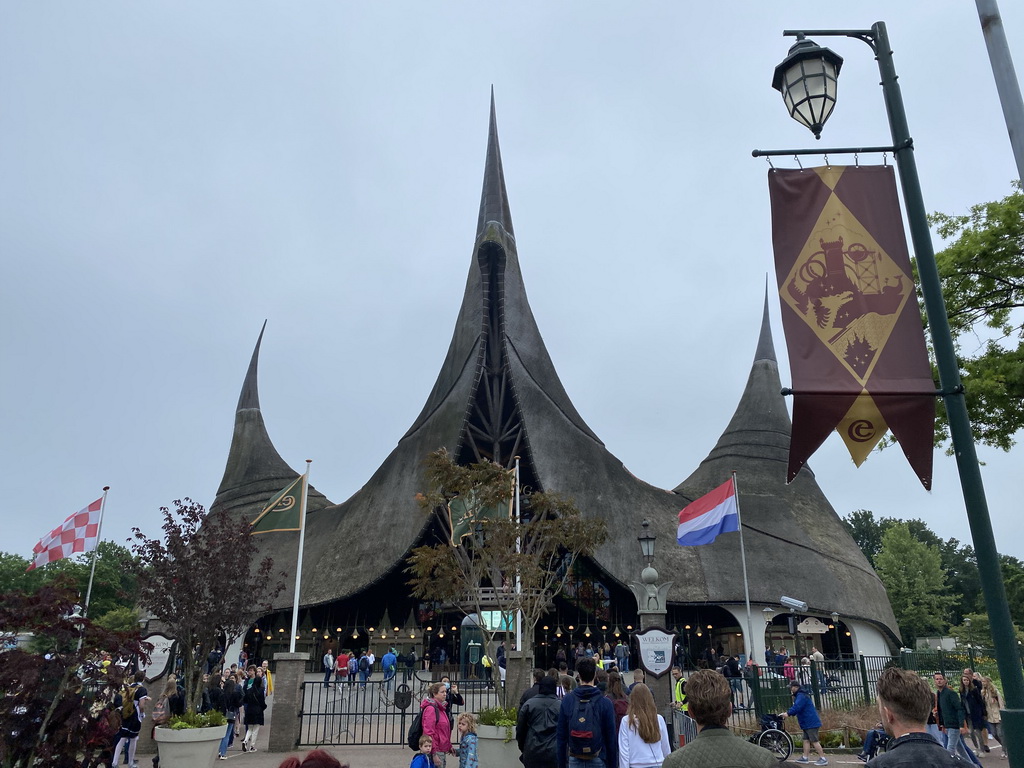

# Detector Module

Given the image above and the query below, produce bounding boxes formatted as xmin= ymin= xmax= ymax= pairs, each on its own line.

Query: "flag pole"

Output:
xmin=78 ymin=486 xmax=110 ymax=651
xmin=732 ymin=471 xmax=755 ymax=665
xmin=289 ymin=461 xmax=311 ymax=654
xmin=514 ymin=457 xmax=522 ymax=653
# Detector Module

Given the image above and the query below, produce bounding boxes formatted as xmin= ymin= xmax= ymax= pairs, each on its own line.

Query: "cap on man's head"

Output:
xmin=789 ymin=681 xmax=801 ymax=688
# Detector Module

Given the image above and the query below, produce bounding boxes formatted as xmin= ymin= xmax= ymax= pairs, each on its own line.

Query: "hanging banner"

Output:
xmin=768 ymin=165 xmax=934 ymax=488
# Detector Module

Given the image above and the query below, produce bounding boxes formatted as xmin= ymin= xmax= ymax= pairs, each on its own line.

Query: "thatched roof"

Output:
xmin=209 ymin=99 xmax=898 ymax=641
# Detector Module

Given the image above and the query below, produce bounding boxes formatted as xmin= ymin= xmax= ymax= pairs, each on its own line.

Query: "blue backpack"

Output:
xmin=568 ymin=691 xmax=604 ymax=759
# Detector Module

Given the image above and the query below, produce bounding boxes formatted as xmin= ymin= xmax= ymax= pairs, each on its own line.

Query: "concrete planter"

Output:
xmin=476 ymin=724 xmax=519 ymax=768
xmin=153 ymin=724 xmax=227 ymax=768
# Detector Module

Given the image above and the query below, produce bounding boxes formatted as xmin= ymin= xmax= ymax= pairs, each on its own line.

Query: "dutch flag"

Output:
xmin=676 ymin=478 xmax=739 ymax=546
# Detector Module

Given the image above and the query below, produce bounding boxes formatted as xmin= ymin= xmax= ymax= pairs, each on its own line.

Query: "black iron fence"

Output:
xmin=298 ymin=671 xmax=504 ymax=746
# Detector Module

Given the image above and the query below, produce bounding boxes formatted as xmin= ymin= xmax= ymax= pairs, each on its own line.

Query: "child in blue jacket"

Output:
xmin=780 ymin=681 xmax=828 ymax=765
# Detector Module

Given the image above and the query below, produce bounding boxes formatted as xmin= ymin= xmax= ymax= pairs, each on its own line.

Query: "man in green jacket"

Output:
xmin=662 ymin=670 xmax=774 ymax=768
xmin=933 ymin=672 xmax=969 ymax=758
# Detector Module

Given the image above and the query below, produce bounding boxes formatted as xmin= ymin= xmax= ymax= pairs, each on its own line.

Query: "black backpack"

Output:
xmin=407 ymin=704 xmax=440 ymax=750
xmin=568 ymin=691 xmax=603 ymax=759
xmin=359 ymin=656 xmax=370 ymax=672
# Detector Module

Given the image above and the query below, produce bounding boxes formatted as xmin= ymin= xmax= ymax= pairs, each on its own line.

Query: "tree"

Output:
xmin=927 ymin=183 xmax=1024 ymax=450
xmin=948 ymin=611 xmax=1024 ymax=649
xmin=0 ymin=579 xmax=147 ymax=768
xmin=406 ymin=449 xmax=607 ymax=704
xmin=128 ymin=498 xmax=285 ymax=713
xmin=874 ymin=522 xmax=956 ymax=646
xmin=0 ymin=541 xmax=141 ymax=629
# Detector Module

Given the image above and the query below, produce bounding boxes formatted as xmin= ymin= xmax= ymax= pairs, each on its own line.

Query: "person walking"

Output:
xmin=241 ymin=665 xmax=266 ymax=752
xmin=934 ymin=672 xmax=977 ymax=764
xmin=219 ymin=675 xmax=243 ymax=759
xmin=779 ymin=680 xmax=827 ymax=765
xmin=617 ymin=684 xmax=670 ymax=768
xmin=960 ymin=671 xmax=988 ymax=753
xmin=322 ymin=649 xmax=335 ymax=689
xmin=981 ymin=676 xmax=1006 ymax=758
xmin=518 ymin=676 xmax=560 ymax=768
xmin=556 ymin=658 xmax=617 ymax=768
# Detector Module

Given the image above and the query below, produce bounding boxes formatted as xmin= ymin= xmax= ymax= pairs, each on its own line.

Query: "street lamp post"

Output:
xmin=758 ymin=22 xmax=1024 ymax=761
xmin=830 ymin=611 xmax=841 ymax=660
xmin=628 ymin=520 xmax=673 ymax=725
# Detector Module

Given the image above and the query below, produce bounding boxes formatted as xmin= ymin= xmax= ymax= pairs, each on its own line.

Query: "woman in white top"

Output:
xmin=618 ymin=684 xmax=671 ymax=768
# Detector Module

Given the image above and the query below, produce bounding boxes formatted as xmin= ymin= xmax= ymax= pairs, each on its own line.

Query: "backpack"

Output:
xmin=407 ymin=704 xmax=440 ymax=750
xmin=359 ymin=656 xmax=370 ymax=672
xmin=120 ymin=685 xmax=138 ymax=719
xmin=568 ymin=691 xmax=604 ymax=759
xmin=152 ymin=695 xmax=170 ymax=725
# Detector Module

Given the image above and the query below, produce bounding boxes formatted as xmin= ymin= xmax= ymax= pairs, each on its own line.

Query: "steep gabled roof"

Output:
xmin=210 ymin=104 xmax=898 ymax=641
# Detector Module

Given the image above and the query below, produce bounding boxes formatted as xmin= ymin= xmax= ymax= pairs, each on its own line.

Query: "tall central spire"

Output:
xmin=476 ymin=89 xmax=515 ymax=241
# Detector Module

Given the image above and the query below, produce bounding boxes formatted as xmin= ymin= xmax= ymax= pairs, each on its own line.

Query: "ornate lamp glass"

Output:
xmin=638 ymin=519 xmax=656 ymax=566
xmin=772 ymin=35 xmax=844 ymax=139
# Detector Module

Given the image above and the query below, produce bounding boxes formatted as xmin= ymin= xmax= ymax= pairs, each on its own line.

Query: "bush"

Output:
xmin=477 ymin=705 xmax=517 ymax=727
xmin=168 ymin=710 xmax=227 ymax=729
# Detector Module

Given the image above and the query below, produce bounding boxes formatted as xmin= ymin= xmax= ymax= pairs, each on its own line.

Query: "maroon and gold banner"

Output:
xmin=768 ymin=165 xmax=935 ymax=489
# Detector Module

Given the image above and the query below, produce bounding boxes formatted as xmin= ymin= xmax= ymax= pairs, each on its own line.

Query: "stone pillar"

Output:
xmin=269 ymin=652 xmax=307 ymax=753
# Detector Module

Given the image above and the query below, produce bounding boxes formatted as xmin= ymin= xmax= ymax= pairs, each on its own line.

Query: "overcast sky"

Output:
xmin=2 ymin=2 xmax=1022 ymax=571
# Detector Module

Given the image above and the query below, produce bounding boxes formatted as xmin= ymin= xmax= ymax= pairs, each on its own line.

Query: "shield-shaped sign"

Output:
xmin=634 ymin=627 xmax=676 ymax=679
xmin=139 ymin=633 xmax=177 ymax=682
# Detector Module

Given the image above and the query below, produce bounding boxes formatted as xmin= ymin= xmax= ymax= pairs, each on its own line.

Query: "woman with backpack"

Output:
xmin=241 ymin=665 xmax=266 ymax=752
xmin=617 ymin=684 xmax=670 ymax=768
xmin=219 ymin=675 xmax=243 ymax=759
xmin=420 ymin=682 xmax=453 ymax=767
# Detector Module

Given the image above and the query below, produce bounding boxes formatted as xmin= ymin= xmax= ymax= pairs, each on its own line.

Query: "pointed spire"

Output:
xmin=237 ymin=320 xmax=267 ymax=412
xmin=476 ymin=88 xmax=515 ymax=240
xmin=754 ymin=285 xmax=778 ymax=364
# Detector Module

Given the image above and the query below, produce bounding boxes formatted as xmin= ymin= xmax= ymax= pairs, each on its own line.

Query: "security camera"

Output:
xmin=780 ymin=596 xmax=808 ymax=612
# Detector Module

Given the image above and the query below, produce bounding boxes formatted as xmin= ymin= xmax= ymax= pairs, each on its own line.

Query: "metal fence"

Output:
xmin=298 ymin=671 xmax=505 ymax=746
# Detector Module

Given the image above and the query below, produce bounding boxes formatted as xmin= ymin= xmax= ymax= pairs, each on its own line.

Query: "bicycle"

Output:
xmin=749 ymin=713 xmax=793 ymax=761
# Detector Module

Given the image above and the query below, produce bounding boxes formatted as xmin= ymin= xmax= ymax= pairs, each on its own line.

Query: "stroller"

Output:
xmin=748 ymin=713 xmax=793 ymax=761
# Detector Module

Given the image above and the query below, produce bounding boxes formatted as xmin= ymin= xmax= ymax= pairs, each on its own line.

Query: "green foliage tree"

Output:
xmin=0 ymin=541 xmax=141 ymax=630
xmin=874 ymin=522 xmax=956 ymax=645
xmin=129 ymin=498 xmax=285 ymax=714
xmin=948 ymin=611 xmax=1024 ymax=649
xmin=928 ymin=183 xmax=1024 ymax=450
xmin=407 ymin=449 xmax=607 ymax=705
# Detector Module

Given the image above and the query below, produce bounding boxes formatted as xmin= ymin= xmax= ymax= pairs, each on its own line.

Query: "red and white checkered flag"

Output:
xmin=28 ymin=498 xmax=103 ymax=571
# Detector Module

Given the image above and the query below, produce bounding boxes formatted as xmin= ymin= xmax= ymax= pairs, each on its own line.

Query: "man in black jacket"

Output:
xmin=520 ymin=669 xmax=547 ymax=708
xmin=519 ymin=676 xmax=560 ymax=768
xmin=869 ymin=668 xmax=967 ymax=767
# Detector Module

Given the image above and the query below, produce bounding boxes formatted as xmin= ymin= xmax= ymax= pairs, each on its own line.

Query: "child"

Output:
xmin=411 ymin=735 xmax=433 ymax=768
xmin=456 ymin=713 xmax=478 ymax=768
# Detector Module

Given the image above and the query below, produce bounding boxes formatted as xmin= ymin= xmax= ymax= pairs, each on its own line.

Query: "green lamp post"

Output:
xmin=760 ymin=21 xmax=1023 ymax=763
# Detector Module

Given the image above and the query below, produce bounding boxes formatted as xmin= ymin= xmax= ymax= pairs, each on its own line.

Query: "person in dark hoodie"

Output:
xmin=556 ymin=658 xmax=617 ymax=768
xmin=519 ymin=676 xmax=561 ymax=768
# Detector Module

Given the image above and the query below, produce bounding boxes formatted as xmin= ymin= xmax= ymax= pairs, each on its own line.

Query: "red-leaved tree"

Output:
xmin=0 ymin=579 xmax=148 ymax=768
xmin=129 ymin=498 xmax=285 ymax=714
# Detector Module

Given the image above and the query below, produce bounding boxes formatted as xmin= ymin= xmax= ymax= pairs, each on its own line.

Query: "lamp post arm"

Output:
xmin=783 ymin=29 xmax=877 ymax=53
xmin=869 ymin=19 xmax=1024 ymax=754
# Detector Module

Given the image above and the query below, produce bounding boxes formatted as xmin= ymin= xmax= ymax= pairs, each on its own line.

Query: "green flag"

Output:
xmin=251 ymin=476 xmax=305 ymax=535
xmin=447 ymin=490 xmax=513 ymax=547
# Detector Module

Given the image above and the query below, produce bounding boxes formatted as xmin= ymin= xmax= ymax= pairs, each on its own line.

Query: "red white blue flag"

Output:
xmin=677 ymin=479 xmax=739 ymax=546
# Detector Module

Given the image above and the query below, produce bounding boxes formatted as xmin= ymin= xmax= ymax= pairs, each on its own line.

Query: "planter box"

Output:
xmin=476 ymin=724 xmax=519 ymax=768
xmin=153 ymin=724 xmax=227 ymax=768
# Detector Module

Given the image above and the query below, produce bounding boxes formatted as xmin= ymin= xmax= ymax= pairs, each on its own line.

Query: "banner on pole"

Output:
xmin=768 ymin=165 xmax=934 ymax=488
